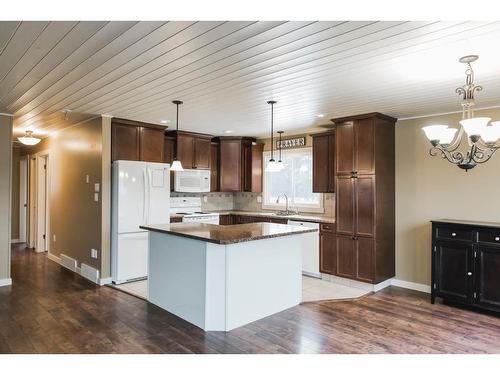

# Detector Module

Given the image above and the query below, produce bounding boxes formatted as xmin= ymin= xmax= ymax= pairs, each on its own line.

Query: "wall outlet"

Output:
xmin=53 ymin=234 xmax=56 ymax=242
xmin=86 ymin=175 xmax=90 ymax=183
xmin=91 ymin=249 xmax=98 ymax=259
xmin=203 ymin=195 xmax=208 ymax=203
xmin=257 ymin=195 xmax=262 ymax=203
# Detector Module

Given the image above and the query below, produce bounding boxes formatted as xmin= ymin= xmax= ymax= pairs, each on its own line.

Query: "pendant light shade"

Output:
xmin=18 ymin=130 xmax=41 ymax=146
xmin=266 ymin=100 xmax=279 ymax=173
xmin=170 ymin=100 xmax=184 ymax=172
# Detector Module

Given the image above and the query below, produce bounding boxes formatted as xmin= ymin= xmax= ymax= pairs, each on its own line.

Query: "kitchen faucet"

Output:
xmin=276 ymin=194 xmax=297 ymax=215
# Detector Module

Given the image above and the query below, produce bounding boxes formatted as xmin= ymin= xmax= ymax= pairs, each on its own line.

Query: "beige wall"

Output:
xmin=22 ymin=117 xmax=104 ymax=272
xmin=11 ymin=146 xmax=21 ymax=239
xmin=0 ymin=114 xmax=13 ymax=282
xmin=396 ymin=107 xmax=500 ymax=285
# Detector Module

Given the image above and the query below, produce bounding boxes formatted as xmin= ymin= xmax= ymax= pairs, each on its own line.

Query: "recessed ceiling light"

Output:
xmin=224 ymin=130 xmax=233 ymax=134
xmin=160 ymin=119 xmax=170 ymax=124
xmin=317 ymin=114 xmax=325 ymax=118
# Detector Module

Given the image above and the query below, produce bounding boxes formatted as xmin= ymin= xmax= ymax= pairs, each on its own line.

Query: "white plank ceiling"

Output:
xmin=2 ymin=21 xmax=500 ymax=138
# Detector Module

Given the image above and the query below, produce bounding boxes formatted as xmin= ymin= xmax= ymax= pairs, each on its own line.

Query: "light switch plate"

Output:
xmin=203 ymin=195 xmax=208 ymax=203
xmin=94 ymin=193 xmax=99 ymax=202
xmin=86 ymin=175 xmax=90 ymax=183
xmin=257 ymin=195 xmax=262 ymax=203
xmin=53 ymin=234 xmax=56 ymax=242
xmin=94 ymin=183 xmax=100 ymax=193
xmin=91 ymin=249 xmax=98 ymax=259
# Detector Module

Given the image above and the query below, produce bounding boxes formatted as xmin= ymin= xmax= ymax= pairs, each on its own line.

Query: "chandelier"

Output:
xmin=422 ymin=55 xmax=500 ymax=170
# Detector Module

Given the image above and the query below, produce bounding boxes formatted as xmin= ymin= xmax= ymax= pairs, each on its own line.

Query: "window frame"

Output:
xmin=262 ymin=147 xmax=324 ymax=213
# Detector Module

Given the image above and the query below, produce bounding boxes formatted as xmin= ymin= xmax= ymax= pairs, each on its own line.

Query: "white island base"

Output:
xmin=148 ymin=231 xmax=309 ymax=331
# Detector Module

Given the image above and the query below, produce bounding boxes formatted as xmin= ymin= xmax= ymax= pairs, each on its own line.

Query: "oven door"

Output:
xmin=174 ymin=169 xmax=210 ymax=193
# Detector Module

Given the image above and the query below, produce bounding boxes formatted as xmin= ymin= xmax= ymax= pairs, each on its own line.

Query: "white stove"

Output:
xmin=170 ymin=197 xmax=220 ymax=224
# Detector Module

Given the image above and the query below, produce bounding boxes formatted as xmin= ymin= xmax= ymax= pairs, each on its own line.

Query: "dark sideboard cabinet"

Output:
xmin=431 ymin=220 xmax=500 ymax=314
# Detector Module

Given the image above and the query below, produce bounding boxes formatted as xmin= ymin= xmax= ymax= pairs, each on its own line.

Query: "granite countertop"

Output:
xmin=140 ymin=222 xmax=318 ymax=245
xmin=170 ymin=210 xmax=335 ymax=224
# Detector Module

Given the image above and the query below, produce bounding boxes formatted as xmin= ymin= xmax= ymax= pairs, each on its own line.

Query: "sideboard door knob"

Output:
xmin=467 ymin=272 xmax=472 ymax=276
xmin=495 ymin=237 xmax=500 ymax=241
xmin=451 ymin=232 xmax=457 ymax=237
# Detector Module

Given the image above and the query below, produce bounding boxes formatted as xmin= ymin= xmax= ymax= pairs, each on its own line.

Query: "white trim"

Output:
xmin=391 ymin=278 xmax=431 ymax=293
xmin=398 ymin=104 xmax=500 ymax=121
xmin=0 ymin=112 xmax=14 ymax=117
xmin=99 ymin=277 xmax=112 ymax=286
xmin=0 ymin=278 xmax=12 ymax=287
xmin=10 ymin=239 xmax=21 ymax=243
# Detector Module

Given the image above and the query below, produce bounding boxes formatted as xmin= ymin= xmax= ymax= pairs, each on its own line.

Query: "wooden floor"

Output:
xmin=1 ymin=244 xmax=500 ymax=354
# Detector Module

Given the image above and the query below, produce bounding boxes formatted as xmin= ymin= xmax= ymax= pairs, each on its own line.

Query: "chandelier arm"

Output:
xmin=443 ymin=126 xmax=465 ymax=152
xmin=430 ymin=146 xmax=463 ymax=165
xmin=472 ymin=146 xmax=500 ymax=164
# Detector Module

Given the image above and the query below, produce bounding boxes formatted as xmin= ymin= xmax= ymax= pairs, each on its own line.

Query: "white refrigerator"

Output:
xmin=111 ymin=160 xmax=170 ymax=284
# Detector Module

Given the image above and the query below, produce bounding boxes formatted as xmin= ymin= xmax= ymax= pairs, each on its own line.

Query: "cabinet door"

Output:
xmin=219 ymin=140 xmax=242 ymax=192
xmin=336 ymin=235 xmax=355 ymax=278
xmin=177 ymin=133 xmax=194 ymax=169
xmin=335 ymin=122 xmax=354 ymax=175
xmin=335 ymin=175 xmax=354 ymax=235
xmin=241 ymin=142 xmax=252 ymax=192
xmin=194 ymin=137 xmax=211 ymax=169
xmin=474 ymin=245 xmax=500 ymax=312
xmin=210 ymin=142 xmax=219 ymax=192
xmin=112 ymin=123 xmax=140 ymax=161
xmin=251 ymin=144 xmax=263 ymax=193
xmin=356 ymin=237 xmax=375 ymax=283
xmin=312 ymin=134 xmax=330 ymax=192
xmin=320 ymin=232 xmax=336 ymax=274
xmin=139 ymin=127 xmax=164 ymax=163
xmin=354 ymin=118 xmax=375 ymax=174
xmin=355 ymin=175 xmax=375 ymax=237
xmin=163 ymin=137 xmax=175 ymax=164
xmin=434 ymin=240 xmax=473 ymax=304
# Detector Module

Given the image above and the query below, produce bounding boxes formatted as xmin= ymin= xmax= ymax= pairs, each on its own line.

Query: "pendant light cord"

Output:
xmin=172 ymin=100 xmax=183 ymax=161
xmin=268 ymin=100 xmax=277 ymax=161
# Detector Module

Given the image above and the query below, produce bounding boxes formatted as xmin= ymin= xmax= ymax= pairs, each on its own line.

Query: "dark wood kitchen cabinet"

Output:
xmin=165 ymin=130 xmax=213 ymax=169
xmin=210 ymin=142 xmax=219 ymax=192
xmin=431 ymin=220 xmax=500 ymax=314
xmin=217 ymin=137 xmax=260 ymax=192
xmin=320 ymin=223 xmax=336 ymax=274
xmin=111 ymin=118 xmax=166 ymax=162
xmin=327 ymin=112 xmax=396 ymax=283
xmin=312 ymin=131 xmax=335 ymax=192
xmin=163 ymin=135 xmax=175 ymax=164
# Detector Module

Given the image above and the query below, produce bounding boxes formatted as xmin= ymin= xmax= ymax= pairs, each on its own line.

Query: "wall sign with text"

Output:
xmin=276 ymin=137 xmax=306 ymax=149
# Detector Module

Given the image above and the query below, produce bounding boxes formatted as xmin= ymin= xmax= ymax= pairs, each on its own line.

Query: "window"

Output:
xmin=262 ymin=148 xmax=323 ymax=213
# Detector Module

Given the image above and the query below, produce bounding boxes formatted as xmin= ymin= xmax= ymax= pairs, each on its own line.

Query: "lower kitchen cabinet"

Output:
xmin=320 ymin=225 xmax=336 ymax=274
xmin=355 ymin=237 xmax=375 ymax=283
xmin=431 ymin=220 xmax=500 ymax=314
xmin=336 ymin=235 xmax=355 ymax=278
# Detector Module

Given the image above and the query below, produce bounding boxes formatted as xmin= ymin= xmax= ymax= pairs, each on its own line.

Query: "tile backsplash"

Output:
xmin=171 ymin=191 xmax=335 ymax=217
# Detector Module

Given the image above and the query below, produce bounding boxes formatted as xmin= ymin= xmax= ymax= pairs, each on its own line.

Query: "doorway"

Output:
xmin=27 ymin=151 xmax=50 ymax=253
xmin=19 ymin=155 xmax=28 ymax=243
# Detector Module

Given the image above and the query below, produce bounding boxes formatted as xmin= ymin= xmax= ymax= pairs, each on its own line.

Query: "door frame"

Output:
xmin=32 ymin=150 xmax=50 ymax=253
xmin=19 ymin=155 xmax=28 ymax=243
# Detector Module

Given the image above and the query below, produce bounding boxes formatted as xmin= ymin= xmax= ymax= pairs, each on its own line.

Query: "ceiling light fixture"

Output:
xmin=170 ymin=100 xmax=184 ymax=172
xmin=160 ymin=119 xmax=170 ymax=124
xmin=265 ymin=100 xmax=280 ymax=172
xmin=317 ymin=114 xmax=325 ymax=118
xmin=18 ymin=130 xmax=41 ymax=146
xmin=277 ymin=130 xmax=285 ymax=171
xmin=423 ymin=55 xmax=500 ymax=170
xmin=224 ymin=130 xmax=233 ymax=134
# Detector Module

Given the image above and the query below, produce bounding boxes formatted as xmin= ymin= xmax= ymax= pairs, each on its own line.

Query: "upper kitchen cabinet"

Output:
xmin=111 ymin=118 xmax=166 ymax=163
xmin=165 ymin=130 xmax=213 ymax=169
xmin=217 ymin=137 xmax=261 ymax=192
xmin=163 ymin=135 xmax=175 ymax=164
xmin=332 ymin=112 xmax=396 ymax=176
xmin=210 ymin=142 xmax=219 ymax=192
xmin=311 ymin=131 xmax=335 ymax=193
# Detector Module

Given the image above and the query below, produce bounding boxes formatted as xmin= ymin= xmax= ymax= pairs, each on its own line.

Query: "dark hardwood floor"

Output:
xmin=1 ymin=243 xmax=500 ymax=354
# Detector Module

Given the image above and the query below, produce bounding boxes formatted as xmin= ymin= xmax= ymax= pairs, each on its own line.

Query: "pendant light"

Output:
xmin=170 ymin=100 xmax=184 ymax=172
xmin=277 ymin=130 xmax=284 ymax=171
xmin=265 ymin=100 xmax=280 ymax=172
xmin=18 ymin=130 xmax=41 ymax=146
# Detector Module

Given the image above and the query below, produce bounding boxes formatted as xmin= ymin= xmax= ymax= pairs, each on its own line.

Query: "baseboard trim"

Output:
xmin=99 ymin=277 xmax=112 ymax=286
xmin=391 ymin=279 xmax=431 ymax=294
xmin=0 ymin=278 xmax=12 ymax=287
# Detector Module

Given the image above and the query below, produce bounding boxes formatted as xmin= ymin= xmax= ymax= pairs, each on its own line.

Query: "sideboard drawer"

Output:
xmin=436 ymin=226 xmax=473 ymax=242
xmin=477 ymin=230 xmax=500 ymax=246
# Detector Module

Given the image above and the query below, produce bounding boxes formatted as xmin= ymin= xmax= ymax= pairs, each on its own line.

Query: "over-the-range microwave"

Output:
xmin=174 ymin=169 xmax=211 ymax=193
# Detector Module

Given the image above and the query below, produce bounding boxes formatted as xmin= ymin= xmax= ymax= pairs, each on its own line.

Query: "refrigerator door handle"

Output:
xmin=142 ymin=168 xmax=148 ymax=225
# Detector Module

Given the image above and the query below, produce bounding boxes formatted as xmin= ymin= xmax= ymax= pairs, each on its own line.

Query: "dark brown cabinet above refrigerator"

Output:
xmin=111 ymin=118 xmax=166 ymax=163
xmin=311 ymin=131 xmax=335 ymax=193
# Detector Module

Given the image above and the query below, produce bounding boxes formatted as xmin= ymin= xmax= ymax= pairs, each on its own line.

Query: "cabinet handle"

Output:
xmin=495 ymin=236 xmax=500 ymax=241
xmin=467 ymin=272 xmax=472 ymax=276
xmin=451 ymin=232 xmax=457 ymax=237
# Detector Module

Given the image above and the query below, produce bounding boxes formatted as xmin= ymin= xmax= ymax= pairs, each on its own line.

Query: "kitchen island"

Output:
xmin=140 ymin=222 xmax=317 ymax=331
